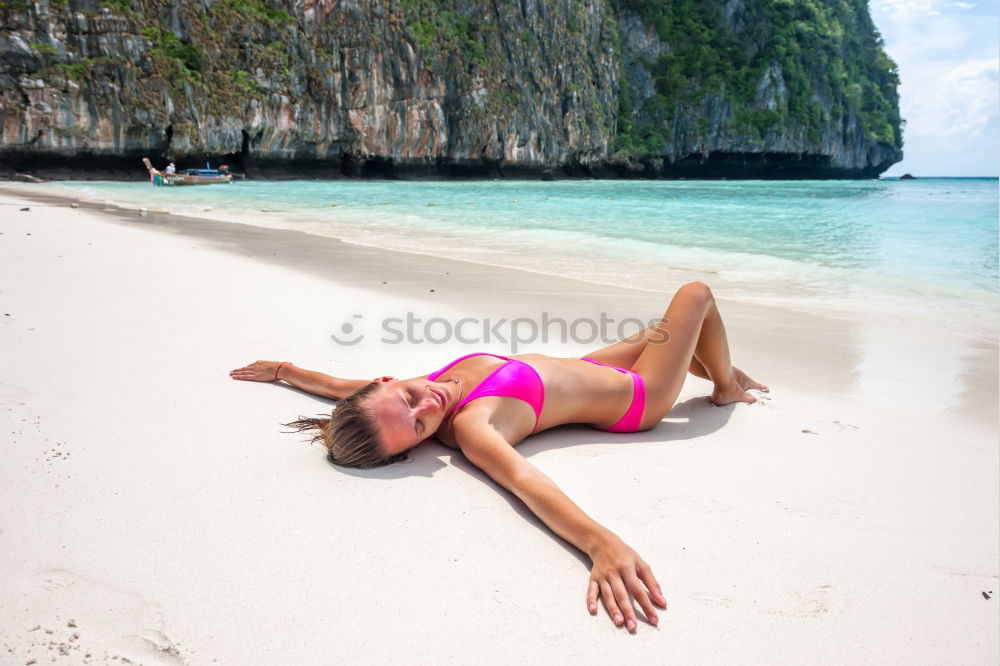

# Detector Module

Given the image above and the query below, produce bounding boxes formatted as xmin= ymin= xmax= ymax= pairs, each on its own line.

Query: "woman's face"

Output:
xmin=366 ymin=377 xmax=460 ymax=455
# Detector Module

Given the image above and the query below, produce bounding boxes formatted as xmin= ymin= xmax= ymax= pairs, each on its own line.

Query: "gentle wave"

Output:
xmin=39 ymin=178 xmax=1000 ymax=340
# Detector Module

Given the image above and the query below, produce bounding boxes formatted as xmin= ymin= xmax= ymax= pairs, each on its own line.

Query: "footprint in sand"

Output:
xmin=690 ymin=592 xmax=735 ymax=608
xmin=692 ymin=585 xmax=832 ymax=618
xmin=773 ymin=585 xmax=832 ymax=618
xmin=140 ymin=629 xmax=185 ymax=662
xmin=25 ymin=569 xmax=189 ymax=665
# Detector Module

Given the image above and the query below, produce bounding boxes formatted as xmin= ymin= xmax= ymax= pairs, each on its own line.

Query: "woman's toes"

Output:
xmin=711 ymin=381 xmax=757 ymax=406
xmin=734 ymin=368 xmax=767 ymax=392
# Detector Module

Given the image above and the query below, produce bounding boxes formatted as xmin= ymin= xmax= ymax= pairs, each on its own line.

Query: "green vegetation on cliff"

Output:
xmin=399 ymin=0 xmax=489 ymax=68
xmin=140 ymin=27 xmax=205 ymax=73
xmin=613 ymin=0 xmax=901 ymax=155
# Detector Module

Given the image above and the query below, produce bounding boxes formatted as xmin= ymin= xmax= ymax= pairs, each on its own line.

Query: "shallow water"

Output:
xmin=41 ymin=177 xmax=999 ymax=340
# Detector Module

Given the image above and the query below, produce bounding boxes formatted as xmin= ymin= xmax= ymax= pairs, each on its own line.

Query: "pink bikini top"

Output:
xmin=426 ymin=353 xmax=545 ymax=432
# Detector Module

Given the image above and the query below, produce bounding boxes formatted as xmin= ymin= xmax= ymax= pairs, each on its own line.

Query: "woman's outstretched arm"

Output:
xmin=455 ymin=421 xmax=667 ymax=632
xmin=229 ymin=360 xmax=373 ymax=400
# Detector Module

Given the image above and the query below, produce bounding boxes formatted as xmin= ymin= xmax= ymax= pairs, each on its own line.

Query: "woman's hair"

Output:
xmin=283 ymin=382 xmax=406 ymax=469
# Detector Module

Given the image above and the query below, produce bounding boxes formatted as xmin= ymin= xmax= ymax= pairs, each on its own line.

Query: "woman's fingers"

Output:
xmin=636 ymin=560 xmax=667 ymax=608
xmin=599 ymin=580 xmax=624 ymax=627
xmin=593 ymin=573 xmax=660 ymax=631
xmin=229 ymin=368 xmax=269 ymax=381
xmin=590 ymin=540 xmax=663 ymax=631
xmin=229 ymin=361 xmax=282 ymax=381
xmin=610 ymin=577 xmax=638 ymax=632
xmin=626 ymin=574 xmax=659 ymax=626
xmin=587 ymin=580 xmax=599 ymax=614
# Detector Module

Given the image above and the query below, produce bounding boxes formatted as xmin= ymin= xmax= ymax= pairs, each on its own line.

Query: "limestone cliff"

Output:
xmin=0 ymin=0 xmax=902 ymax=178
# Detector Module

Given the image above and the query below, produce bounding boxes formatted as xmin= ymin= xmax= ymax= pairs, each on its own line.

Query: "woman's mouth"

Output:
xmin=430 ymin=388 xmax=446 ymax=409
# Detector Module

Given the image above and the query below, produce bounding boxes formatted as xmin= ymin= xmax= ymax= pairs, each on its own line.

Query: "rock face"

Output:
xmin=0 ymin=0 xmax=902 ymax=179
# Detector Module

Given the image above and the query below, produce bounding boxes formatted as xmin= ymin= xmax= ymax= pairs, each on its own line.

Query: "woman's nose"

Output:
xmin=414 ymin=391 xmax=437 ymax=415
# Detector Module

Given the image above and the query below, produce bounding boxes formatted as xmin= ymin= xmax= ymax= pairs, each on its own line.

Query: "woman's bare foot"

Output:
xmin=733 ymin=367 xmax=768 ymax=392
xmin=711 ymin=379 xmax=756 ymax=406
xmin=710 ymin=368 xmax=768 ymax=406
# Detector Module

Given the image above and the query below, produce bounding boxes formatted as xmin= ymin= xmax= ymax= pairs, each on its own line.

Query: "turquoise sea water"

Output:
xmin=41 ymin=178 xmax=999 ymax=339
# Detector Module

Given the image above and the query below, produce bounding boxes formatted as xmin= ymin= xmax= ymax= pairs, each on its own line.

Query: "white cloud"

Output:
xmin=871 ymin=0 xmax=999 ymax=174
xmin=872 ymin=0 xmax=936 ymax=15
xmin=903 ymin=58 xmax=998 ymax=142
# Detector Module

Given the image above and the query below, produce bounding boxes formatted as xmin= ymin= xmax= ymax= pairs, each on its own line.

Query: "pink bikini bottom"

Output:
xmin=579 ymin=358 xmax=646 ymax=433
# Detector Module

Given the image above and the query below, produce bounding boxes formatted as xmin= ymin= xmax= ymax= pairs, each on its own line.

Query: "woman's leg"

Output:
xmin=584 ymin=324 xmax=711 ymax=380
xmin=688 ymin=357 xmax=710 ymax=380
xmin=632 ymin=282 xmax=766 ymax=428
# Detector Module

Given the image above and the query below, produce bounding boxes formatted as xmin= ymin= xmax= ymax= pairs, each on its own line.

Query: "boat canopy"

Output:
xmin=181 ymin=169 xmax=226 ymax=176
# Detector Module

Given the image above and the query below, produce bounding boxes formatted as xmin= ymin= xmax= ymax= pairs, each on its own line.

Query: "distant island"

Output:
xmin=0 ymin=0 xmax=903 ymax=180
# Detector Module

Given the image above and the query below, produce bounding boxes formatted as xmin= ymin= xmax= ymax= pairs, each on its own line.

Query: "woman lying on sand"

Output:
xmin=230 ymin=281 xmax=766 ymax=632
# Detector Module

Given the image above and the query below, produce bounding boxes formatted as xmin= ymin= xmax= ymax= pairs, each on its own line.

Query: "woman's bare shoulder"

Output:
xmin=452 ymin=410 xmax=524 ymax=448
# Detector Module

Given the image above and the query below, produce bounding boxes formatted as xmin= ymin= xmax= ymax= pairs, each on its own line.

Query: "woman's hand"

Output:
xmin=229 ymin=360 xmax=291 ymax=382
xmin=587 ymin=533 xmax=667 ymax=632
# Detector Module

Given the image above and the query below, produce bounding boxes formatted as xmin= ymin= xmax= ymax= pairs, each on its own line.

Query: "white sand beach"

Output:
xmin=0 ymin=187 xmax=997 ymax=664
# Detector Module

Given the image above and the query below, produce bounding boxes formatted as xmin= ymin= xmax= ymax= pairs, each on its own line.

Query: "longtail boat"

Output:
xmin=143 ymin=158 xmax=234 ymax=186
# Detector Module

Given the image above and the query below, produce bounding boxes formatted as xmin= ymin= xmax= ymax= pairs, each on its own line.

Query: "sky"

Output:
xmin=870 ymin=0 xmax=999 ymax=176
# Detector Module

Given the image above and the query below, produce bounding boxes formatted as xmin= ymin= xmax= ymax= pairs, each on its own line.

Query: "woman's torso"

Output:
xmin=428 ymin=353 xmax=636 ymax=449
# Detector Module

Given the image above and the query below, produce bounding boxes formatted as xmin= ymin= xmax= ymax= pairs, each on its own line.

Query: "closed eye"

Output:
xmin=407 ymin=390 xmax=423 ymax=435
xmin=400 ymin=390 xmax=419 ymax=435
